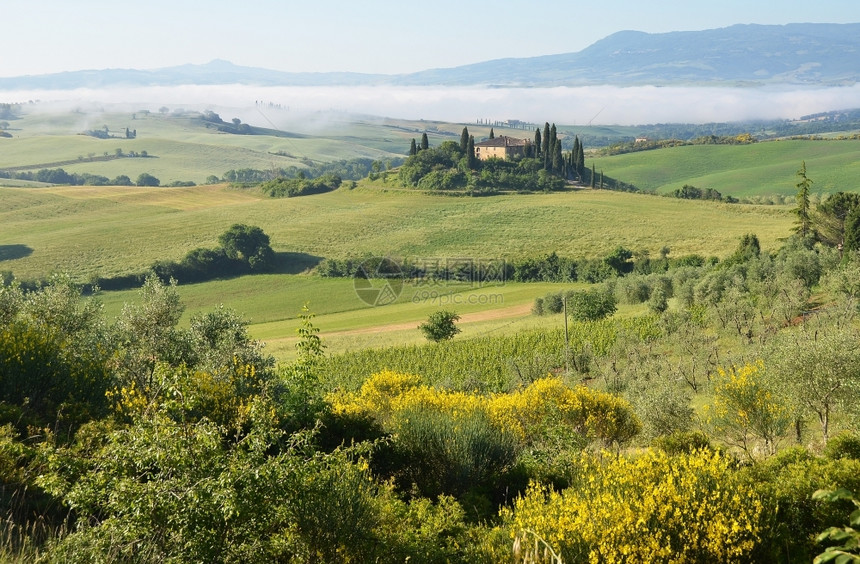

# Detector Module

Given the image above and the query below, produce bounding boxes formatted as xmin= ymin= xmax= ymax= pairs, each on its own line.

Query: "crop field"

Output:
xmin=94 ymin=274 xmax=579 ymax=359
xmin=0 ymin=183 xmax=793 ymax=282
xmin=590 ymin=139 xmax=860 ymax=198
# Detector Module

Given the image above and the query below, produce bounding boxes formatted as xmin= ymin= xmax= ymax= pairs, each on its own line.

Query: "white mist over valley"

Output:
xmin=6 ymin=84 xmax=860 ymax=127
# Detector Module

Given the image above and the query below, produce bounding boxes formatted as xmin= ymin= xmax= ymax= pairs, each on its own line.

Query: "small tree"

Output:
xmin=419 ymin=311 xmax=461 ymax=342
xmin=420 ymin=133 xmax=429 ymax=151
xmin=566 ymin=288 xmax=617 ymax=321
xmin=218 ymin=224 xmax=275 ymax=271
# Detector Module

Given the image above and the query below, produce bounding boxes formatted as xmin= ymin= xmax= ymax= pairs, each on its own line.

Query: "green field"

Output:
xmin=0 ymin=183 xmax=793 ymax=282
xmin=93 ymin=275 xmax=581 ymax=360
xmin=590 ymin=139 xmax=860 ymax=198
xmin=0 ymin=109 xmax=460 ymax=184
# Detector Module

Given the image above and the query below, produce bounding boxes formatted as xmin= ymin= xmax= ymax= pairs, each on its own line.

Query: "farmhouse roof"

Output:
xmin=474 ymin=135 xmax=529 ymax=147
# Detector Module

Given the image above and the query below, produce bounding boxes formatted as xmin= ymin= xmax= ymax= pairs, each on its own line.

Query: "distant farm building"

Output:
xmin=474 ymin=136 xmax=530 ymax=161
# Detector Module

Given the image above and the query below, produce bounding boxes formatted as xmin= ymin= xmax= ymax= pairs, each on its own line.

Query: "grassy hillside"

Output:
xmin=0 ymin=109 xmax=436 ymax=184
xmin=0 ymin=183 xmax=793 ymax=282
xmin=589 ymin=139 xmax=860 ymax=198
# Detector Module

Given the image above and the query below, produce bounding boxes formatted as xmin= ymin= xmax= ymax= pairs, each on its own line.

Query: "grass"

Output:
xmin=0 ymin=110 xmax=439 ymax=184
xmin=0 ymin=183 xmax=794 ymax=282
xmin=589 ymin=139 xmax=860 ymax=198
xmin=93 ymin=275 xmax=574 ymax=360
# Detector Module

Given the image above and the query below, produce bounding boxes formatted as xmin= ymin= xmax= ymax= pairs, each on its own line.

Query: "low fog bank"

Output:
xmin=4 ymin=84 xmax=860 ymax=126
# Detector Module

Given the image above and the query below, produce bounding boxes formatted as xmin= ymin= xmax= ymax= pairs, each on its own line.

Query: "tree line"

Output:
xmin=0 ymin=167 xmax=168 ymax=187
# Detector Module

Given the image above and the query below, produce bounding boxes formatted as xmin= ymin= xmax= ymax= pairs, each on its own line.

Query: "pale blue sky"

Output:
xmin=3 ymin=0 xmax=859 ymax=78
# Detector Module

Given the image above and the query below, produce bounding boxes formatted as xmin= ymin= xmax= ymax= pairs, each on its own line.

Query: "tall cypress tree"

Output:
xmin=534 ymin=128 xmax=542 ymax=159
xmin=409 ymin=138 xmax=417 ymax=156
xmin=467 ymin=135 xmax=476 ymax=169
xmin=591 ymin=163 xmax=596 ymax=188
xmin=552 ymin=141 xmax=563 ymax=174
xmin=420 ymin=132 xmax=429 ymax=151
xmin=542 ymin=122 xmax=550 ymax=158
xmin=459 ymin=126 xmax=469 ymax=152
xmin=489 ymin=127 xmax=495 ymax=139
xmin=575 ymin=135 xmax=585 ymax=177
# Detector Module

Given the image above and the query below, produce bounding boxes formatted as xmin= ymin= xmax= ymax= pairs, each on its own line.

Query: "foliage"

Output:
xmin=670 ymin=183 xmax=732 ymax=202
xmin=418 ymin=310 xmax=461 ymax=342
xmin=0 ymin=276 xmax=112 ymax=431
xmin=386 ymin=406 xmax=519 ymax=503
xmin=259 ymin=172 xmax=342 ymax=198
xmin=39 ymin=399 xmax=386 ymax=563
xmin=816 ymin=191 xmax=860 ymax=249
xmin=135 ymin=172 xmax=160 ymax=187
xmin=824 ymin=432 xmax=860 ymax=461
xmin=503 ymin=449 xmax=765 ymax=563
xmin=329 ymin=373 xmax=640 ymax=452
xmin=743 ymin=451 xmax=860 ymax=562
xmin=812 ymin=488 xmax=860 ymax=564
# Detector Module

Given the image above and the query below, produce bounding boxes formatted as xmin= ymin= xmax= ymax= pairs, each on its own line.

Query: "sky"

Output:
xmin=3 ymin=0 xmax=860 ymax=78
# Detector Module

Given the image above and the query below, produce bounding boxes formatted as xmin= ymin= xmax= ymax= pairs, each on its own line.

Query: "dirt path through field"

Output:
xmin=321 ymin=302 xmax=533 ymax=337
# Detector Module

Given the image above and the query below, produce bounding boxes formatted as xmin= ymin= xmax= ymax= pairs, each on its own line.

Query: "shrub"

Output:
xmin=387 ymin=405 xmax=518 ymax=501
xmin=823 ymin=432 xmax=860 ymax=461
xmin=503 ymin=449 xmax=765 ymax=562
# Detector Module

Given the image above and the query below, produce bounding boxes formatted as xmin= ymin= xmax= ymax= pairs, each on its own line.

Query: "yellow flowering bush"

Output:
xmin=329 ymin=372 xmax=640 ymax=447
xmin=704 ymin=361 xmax=790 ymax=457
xmin=489 ymin=377 xmax=641 ymax=446
xmin=328 ymin=369 xmax=484 ymax=428
xmin=504 ymin=449 xmax=764 ymax=563
xmin=107 ymin=361 xmax=266 ymax=431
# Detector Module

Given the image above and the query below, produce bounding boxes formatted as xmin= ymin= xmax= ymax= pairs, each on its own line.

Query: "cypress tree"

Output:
xmin=489 ymin=127 xmax=495 ymax=139
xmin=409 ymin=138 xmax=417 ymax=156
xmin=542 ymin=122 xmax=550 ymax=157
xmin=591 ymin=163 xmax=596 ymax=188
xmin=467 ymin=135 xmax=476 ymax=169
xmin=575 ymin=136 xmax=585 ymax=177
xmin=534 ymin=128 xmax=542 ymax=159
xmin=459 ymin=126 xmax=469 ymax=152
xmin=420 ymin=132 xmax=429 ymax=151
xmin=552 ymin=141 xmax=563 ymax=174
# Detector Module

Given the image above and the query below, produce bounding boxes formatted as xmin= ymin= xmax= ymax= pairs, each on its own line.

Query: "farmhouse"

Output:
xmin=474 ymin=136 xmax=530 ymax=161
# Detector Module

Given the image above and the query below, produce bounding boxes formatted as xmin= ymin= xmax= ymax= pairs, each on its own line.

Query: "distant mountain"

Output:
xmin=397 ymin=23 xmax=860 ymax=87
xmin=2 ymin=24 xmax=858 ymax=90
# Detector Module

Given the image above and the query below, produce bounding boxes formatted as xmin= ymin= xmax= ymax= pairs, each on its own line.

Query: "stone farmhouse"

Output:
xmin=473 ymin=136 xmax=530 ymax=161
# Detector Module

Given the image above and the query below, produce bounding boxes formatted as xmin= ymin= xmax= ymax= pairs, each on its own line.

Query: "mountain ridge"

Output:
xmin=1 ymin=23 xmax=858 ymax=90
